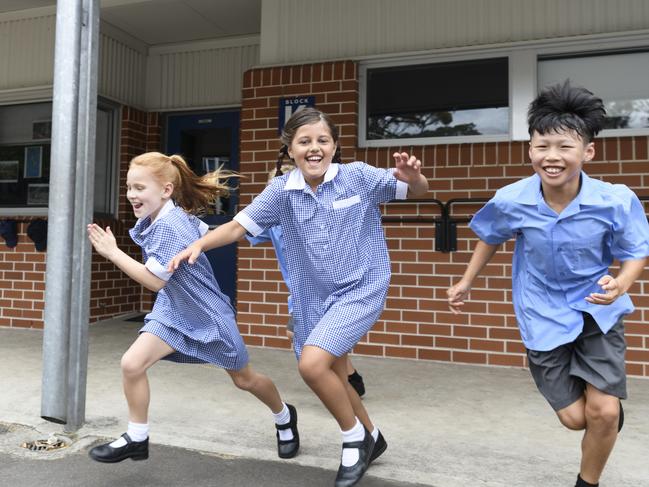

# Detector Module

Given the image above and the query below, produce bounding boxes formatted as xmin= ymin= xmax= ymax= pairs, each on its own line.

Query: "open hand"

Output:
xmin=585 ymin=275 xmax=621 ymax=305
xmin=167 ymin=242 xmax=202 ymax=272
xmin=447 ymin=281 xmax=471 ymax=314
xmin=87 ymin=224 xmax=118 ymax=260
xmin=392 ymin=152 xmax=422 ymax=185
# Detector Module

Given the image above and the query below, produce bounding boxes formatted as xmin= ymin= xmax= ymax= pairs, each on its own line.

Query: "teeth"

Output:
xmin=545 ymin=167 xmax=562 ymax=174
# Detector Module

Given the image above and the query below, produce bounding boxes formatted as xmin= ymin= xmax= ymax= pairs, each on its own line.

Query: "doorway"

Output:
xmin=165 ymin=110 xmax=240 ymax=306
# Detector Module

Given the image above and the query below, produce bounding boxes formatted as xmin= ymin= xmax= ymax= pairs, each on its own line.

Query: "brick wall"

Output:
xmin=0 ymin=105 xmax=162 ymax=328
xmin=237 ymin=60 xmax=649 ymax=377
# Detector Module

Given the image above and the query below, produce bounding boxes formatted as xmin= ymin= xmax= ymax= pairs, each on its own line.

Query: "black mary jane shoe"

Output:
xmin=369 ymin=430 xmax=387 ymax=464
xmin=276 ymin=403 xmax=300 ymax=458
xmin=88 ymin=433 xmax=149 ymax=463
xmin=334 ymin=427 xmax=375 ymax=487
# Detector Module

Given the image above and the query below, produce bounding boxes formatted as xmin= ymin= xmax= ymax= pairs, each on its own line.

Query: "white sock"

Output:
xmin=371 ymin=427 xmax=379 ymax=442
xmin=273 ymin=403 xmax=294 ymax=441
xmin=109 ymin=421 xmax=148 ymax=447
xmin=341 ymin=418 xmax=364 ymax=467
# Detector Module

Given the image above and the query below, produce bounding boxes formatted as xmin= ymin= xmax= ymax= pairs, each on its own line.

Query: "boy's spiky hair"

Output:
xmin=528 ymin=80 xmax=606 ymax=142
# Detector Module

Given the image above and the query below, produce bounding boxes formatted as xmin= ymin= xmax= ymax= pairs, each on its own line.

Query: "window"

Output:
xmin=538 ymin=51 xmax=649 ymax=134
xmin=361 ymin=57 xmax=509 ymax=146
xmin=0 ymin=101 xmax=119 ymax=216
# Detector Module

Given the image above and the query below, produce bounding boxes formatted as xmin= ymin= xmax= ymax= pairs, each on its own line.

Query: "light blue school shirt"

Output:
xmin=246 ymin=226 xmax=293 ymax=313
xmin=470 ymin=172 xmax=649 ymax=351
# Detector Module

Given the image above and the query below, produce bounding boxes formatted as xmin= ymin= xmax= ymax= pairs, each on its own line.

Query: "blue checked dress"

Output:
xmin=234 ymin=162 xmax=408 ymax=358
xmin=130 ymin=200 xmax=248 ymax=370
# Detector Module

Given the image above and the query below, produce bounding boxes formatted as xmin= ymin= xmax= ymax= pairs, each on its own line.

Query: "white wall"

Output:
xmin=260 ymin=0 xmax=649 ymax=65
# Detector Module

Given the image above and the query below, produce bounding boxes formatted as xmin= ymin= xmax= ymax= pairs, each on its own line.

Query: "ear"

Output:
xmin=162 ymin=182 xmax=174 ymax=197
xmin=583 ymin=142 xmax=595 ymax=162
xmin=527 ymin=141 xmax=533 ymax=161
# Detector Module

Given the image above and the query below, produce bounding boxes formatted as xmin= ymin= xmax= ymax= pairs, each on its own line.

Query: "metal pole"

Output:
xmin=41 ymin=0 xmax=83 ymax=425
xmin=66 ymin=0 xmax=100 ymax=432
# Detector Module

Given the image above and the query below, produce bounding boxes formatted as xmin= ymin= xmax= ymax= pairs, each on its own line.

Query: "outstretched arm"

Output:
xmin=447 ymin=240 xmax=499 ymax=314
xmin=585 ymin=257 xmax=646 ymax=305
xmin=87 ymin=224 xmax=166 ymax=292
xmin=392 ymin=152 xmax=429 ymax=197
xmin=168 ymin=219 xmax=247 ymax=271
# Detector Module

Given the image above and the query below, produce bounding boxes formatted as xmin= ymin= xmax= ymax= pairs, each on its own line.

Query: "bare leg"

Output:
xmin=226 ymin=364 xmax=284 ymax=413
xmin=345 ymin=356 xmax=355 ymax=376
xmin=120 ymin=332 xmax=174 ymax=423
xmin=556 ymin=395 xmax=587 ymax=431
xmin=579 ymin=385 xmax=620 ymax=484
xmin=298 ymin=346 xmax=371 ymax=431
xmin=332 ymin=355 xmax=373 ymax=432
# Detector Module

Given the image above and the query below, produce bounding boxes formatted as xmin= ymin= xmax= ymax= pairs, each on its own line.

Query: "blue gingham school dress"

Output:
xmin=234 ymin=162 xmax=408 ymax=358
xmin=130 ymin=200 xmax=249 ymax=370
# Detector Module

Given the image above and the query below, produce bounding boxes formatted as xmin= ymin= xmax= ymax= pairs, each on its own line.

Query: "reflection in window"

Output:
xmin=538 ymin=51 xmax=649 ymax=132
xmin=365 ymin=57 xmax=509 ymax=140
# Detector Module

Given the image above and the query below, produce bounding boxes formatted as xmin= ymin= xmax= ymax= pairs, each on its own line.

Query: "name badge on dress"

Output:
xmin=332 ymin=194 xmax=361 ymax=209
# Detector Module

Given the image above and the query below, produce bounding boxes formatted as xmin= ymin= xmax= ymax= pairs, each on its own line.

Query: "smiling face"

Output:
xmin=528 ymin=129 xmax=595 ymax=199
xmin=126 ymin=164 xmax=173 ymax=221
xmin=287 ymin=120 xmax=337 ymax=190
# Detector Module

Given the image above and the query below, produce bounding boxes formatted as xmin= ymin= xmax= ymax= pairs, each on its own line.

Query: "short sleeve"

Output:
xmin=611 ymin=191 xmax=649 ymax=261
xmin=358 ymin=162 xmax=407 ymax=205
xmin=234 ymin=179 xmax=283 ymax=237
xmin=469 ymin=197 xmax=515 ymax=245
xmin=142 ymin=221 xmax=188 ymax=281
xmin=246 ymin=228 xmax=272 ymax=246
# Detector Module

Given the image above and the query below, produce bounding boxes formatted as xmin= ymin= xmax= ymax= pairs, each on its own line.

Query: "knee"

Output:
xmin=230 ymin=372 xmax=256 ymax=392
xmin=585 ymin=400 xmax=620 ymax=430
xmin=298 ymin=355 xmax=325 ymax=384
xmin=120 ymin=352 xmax=146 ymax=378
xmin=557 ymin=409 xmax=586 ymax=430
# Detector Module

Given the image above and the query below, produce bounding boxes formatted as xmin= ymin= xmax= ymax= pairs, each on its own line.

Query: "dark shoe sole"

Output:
xmin=89 ymin=451 xmax=148 ymax=463
xmin=369 ymin=439 xmax=387 ymax=464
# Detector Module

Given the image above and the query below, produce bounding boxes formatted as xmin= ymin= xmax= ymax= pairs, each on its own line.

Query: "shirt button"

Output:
xmin=320 ymin=225 xmax=325 ymax=230
xmin=323 ymin=244 xmax=328 ymax=249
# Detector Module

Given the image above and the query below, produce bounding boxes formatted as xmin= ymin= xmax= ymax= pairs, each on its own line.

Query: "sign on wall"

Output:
xmin=278 ymin=96 xmax=315 ymax=133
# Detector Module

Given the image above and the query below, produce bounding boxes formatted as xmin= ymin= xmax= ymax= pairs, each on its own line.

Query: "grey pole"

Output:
xmin=41 ymin=0 xmax=83 ymax=425
xmin=66 ymin=0 xmax=100 ymax=432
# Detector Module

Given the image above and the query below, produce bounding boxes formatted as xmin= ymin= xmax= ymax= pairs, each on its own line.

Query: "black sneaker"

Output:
xmin=348 ymin=370 xmax=365 ymax=397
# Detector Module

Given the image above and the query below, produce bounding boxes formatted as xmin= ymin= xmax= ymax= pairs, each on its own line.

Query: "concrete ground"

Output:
xmin=1 ymin=316 xmax=648 ymax=487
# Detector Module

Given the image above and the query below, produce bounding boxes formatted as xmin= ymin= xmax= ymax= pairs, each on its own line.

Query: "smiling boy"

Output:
xmin=447 ymin=81 xmax=649 ymax=486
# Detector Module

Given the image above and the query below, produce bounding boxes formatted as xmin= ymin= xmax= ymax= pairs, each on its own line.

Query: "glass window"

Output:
xmin=538 ymin=51 xmax=649 ymax=132
xmin=0 ymin=102 xmax=118 ymax=215
xmin=364 ymin=57 xmax=509 ymax=142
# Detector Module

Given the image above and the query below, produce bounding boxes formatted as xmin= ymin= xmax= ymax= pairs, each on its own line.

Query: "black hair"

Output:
xmin=275 ymin=107 xmax=342 ymax=176
xmin=527 ymin=80 xmax=606 ymax=143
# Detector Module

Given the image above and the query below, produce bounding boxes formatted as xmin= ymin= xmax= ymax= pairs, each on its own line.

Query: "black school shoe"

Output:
xmin=347 ymin=371 xmax=365 ymax=397
xmin=369 ymin=430 xmax=387 ymax=464
xmin=335 ymin=427 xmax=375 ymax=487
xmin=88 ymin=433 xmax=149 ymax=463
xmin=276 ymin=403 xmax=300 ymax=458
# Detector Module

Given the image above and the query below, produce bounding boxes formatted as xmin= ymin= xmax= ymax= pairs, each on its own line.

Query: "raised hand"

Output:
xmin=87 ymin=224 xmax=118 ymax=260
xmin=392 ymin=152 xmax=422 ymax=185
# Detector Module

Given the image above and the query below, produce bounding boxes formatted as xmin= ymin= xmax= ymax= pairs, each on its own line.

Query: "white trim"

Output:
xmin=358 ymin=31 xmax=649 ymax=147
xmin=233 ymin=212 xmax=263 ymax=237
xmin=0 ymin=86 xmax=52 ymax=106
xmin=395 ymin=180 xmax=409 ymax=200
xmin=145 ymin=257 xmax=172 ymax=282
xmin=148 ymin=34 xmax=260 ymax=55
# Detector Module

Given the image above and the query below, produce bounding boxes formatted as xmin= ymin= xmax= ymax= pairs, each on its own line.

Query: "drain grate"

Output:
xmin=21 ymin=434 xmax=68 ymax=452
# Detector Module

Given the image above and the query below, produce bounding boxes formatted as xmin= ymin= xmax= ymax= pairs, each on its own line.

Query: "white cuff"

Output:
xmin=198 ymin=220 xmax=209 ymax=237
xmin=145 ymin=257 xmax=172 ymax=281
xmin=233 ymin=212 xmax=264 ymax=237
xmin=395 ymin=180 xmax=408 ymax=200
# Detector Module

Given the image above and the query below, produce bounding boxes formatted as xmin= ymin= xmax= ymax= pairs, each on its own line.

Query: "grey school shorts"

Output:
xmin=527 ymin=313 xmax=627 ymax=411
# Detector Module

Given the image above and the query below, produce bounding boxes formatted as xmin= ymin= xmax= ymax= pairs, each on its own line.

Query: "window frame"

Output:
xmin=358 ymin=32 xmax=649 ymax=147
xmin=0 ymin=98 xmax=120 ymax=218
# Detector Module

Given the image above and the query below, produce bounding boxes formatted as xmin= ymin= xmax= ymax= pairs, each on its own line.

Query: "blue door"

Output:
xmin=165 ymin=111 xmax=239 ymax=307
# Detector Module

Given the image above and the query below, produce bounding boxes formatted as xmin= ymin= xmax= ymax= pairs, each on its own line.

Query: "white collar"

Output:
xmin=139 ymin=199 xmax=175 ymax=235
xmin=283 ymin=163 xmax=339 ymax=190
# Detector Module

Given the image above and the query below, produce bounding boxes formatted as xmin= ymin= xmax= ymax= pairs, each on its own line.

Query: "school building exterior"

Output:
xmin=2 ymin=0 xmax=649 ymax=375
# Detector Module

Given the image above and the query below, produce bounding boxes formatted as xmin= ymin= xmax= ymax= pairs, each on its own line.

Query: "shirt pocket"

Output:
xmin=567 ymin=233 xmax=606 ymax=275
xmin=332 ymin=194 xmax=361 ymax=209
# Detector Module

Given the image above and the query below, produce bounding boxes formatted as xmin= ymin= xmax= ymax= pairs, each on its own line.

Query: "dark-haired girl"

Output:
xmin=169 ymin=109 xmax=428 ymax=486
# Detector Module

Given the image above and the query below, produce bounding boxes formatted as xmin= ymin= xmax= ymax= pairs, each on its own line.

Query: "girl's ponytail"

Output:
xmin=275 ymin=145 xmax=289 ymax=176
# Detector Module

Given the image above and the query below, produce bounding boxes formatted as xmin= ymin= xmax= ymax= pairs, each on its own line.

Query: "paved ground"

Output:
xmin=1 ymin=317 xmax=648 ymax=487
